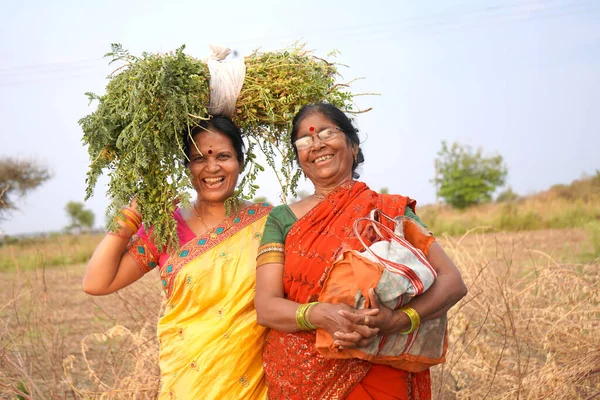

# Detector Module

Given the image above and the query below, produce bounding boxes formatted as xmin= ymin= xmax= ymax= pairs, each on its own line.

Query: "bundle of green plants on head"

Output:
xmin=80 ymin=43 xmax=363 ymax=251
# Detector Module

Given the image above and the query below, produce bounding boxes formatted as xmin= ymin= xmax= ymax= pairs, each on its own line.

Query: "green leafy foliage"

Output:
xmin=80 ymin=43 xmax=358 ymax=250
xmin=233 ymin=46 xmax=355 ymax=204
xmin=433 ymin=141 xmax=508 ymax=209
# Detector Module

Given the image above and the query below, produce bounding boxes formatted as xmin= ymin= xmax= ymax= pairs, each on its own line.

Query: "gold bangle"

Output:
xmin=122 ymin=210 xmax=141 ymax=227
xmin=303 ymin=302 xmax=318 ymax=330
xmin=296 ymin=302 xmax=319 ymax=330
xmin=123 ymin=217 xmax=140 ymax=234
xmin=115 ymin=212 xmax=140 ymax=234
xmin=123 ymin=207 xmax=141 ymax=219
xmin=296 ymin=304 xmax=308 ymax=330
xmin=122 ymin=208 xmax=142 ymax=225
xmin=399 ymin=306 xmax=421 ymax=334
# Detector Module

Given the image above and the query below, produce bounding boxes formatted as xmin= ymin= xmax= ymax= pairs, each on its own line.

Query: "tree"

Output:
xmin=0 ymin=157 xmax=51 ymax=220
xmin=496 ymin=187 xmax=519 ymax=203
xmin=433 ymin=141 xmax=507 ymax=209
xmin=65 ymin=201 xmax=95 ymax=233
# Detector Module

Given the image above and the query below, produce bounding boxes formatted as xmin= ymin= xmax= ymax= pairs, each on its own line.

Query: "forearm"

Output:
xmin=83 ymin=235 xmax=131 ymax=295
xmin=255 ymin=262 xmax=361 ymax=335
xmin=399 ymin=273 xmax=467 ymax=323
xmin=388 ymin=241 xmax=468 ymax=332
xmin=255 ymin=296 xmax=305 ymax=332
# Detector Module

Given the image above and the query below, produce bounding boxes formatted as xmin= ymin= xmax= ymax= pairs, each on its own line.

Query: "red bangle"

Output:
xmin=122 ymin=209 xmax=142 ymax=226
xmin=123 ymin=207 xmax=141 ymax=221
xmin=123 ymin=218 xmax=140 ymax=234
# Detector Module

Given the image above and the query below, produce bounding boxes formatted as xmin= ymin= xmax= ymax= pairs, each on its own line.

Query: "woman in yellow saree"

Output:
xmin=84 ymin=116 xmax=270 ymax=399
xmin=149 ymin=202 xmax=270 ymax=399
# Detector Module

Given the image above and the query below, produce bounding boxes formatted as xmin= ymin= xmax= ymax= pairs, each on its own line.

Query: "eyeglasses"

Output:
xmin=294 ymin=127 xmax=342 ymax=150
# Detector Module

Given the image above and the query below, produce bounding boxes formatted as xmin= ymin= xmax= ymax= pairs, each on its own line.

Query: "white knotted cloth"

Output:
xmin=206 ymin=44 xmax=246 ymax=117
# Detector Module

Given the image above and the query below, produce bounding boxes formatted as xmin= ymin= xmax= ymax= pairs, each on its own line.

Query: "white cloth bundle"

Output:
xmin=206 ymin=44 xmax=246 ymax=117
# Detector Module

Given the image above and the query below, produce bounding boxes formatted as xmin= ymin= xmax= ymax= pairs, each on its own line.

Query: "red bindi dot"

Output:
xmin=309 ymin=126 xmax=315 ymax=132
xmin=208 ymin=149 xmax=213 ymax=154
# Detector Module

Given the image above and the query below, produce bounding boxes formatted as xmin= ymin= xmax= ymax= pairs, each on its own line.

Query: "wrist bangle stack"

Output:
xmin=296 ymin=302 xmax=319 ymax=330
xmin=120 ymin=208 xmax=142 ymax=233
xmin=399 ymin=306 xmax=421 ymax=334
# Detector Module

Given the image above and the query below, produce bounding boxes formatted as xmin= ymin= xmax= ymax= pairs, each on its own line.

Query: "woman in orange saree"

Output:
xmin=255 ymin=104 xmax=468 ymax=399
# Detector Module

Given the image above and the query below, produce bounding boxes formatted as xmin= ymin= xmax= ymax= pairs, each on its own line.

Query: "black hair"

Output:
xmin=183 ymin=115 xmax=245 ymax=165
xmin=290 ymin=103 xmax=365 ymax=178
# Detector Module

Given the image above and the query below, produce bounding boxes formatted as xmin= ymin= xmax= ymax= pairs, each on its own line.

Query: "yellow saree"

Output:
xmin=127 ymin=203 xmax=271 ymax=399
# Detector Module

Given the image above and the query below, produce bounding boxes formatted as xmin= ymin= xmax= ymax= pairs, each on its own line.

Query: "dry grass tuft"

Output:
xmin=0 ymin=257 xmax=162 ymax=399
xmin=432 ymin=229 xmax=600 ymax=399
xmin=62 ymin=324 xmax=159 ymax=398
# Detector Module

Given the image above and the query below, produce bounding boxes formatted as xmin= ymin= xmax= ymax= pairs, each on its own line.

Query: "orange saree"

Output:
xmin=261 ymin=181 xmax=431 ymax=399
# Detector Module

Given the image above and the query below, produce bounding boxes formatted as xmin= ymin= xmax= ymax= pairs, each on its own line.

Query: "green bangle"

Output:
xmin=399 ymin=306 xmax=421 ymax=334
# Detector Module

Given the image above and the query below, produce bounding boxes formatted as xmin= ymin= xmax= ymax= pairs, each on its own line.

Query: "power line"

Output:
xmin=335 ymin=2 xmax=599 ymax=44
xmin=227 ymin=0 xmax=598 ymax=46
xmin=0 ymin=0 xmax=597 ymax=86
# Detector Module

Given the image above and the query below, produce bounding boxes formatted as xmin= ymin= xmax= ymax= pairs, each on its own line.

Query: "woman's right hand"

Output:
xmin=83 ymin=197 xmax=146 ymax=296
xmin=312 ymin=303 xmax=380 ymax=349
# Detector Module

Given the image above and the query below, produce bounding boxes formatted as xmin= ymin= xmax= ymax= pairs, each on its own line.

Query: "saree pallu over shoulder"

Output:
xmin=137 ymin=203 xmax=271 ymax=400
xmin=263 ymin=182 xmax=428 ymax=399
xmin=160 ymin=203 xmax=271 ymax=299
xmin=283 ymin=181 xmax=413 ymax=304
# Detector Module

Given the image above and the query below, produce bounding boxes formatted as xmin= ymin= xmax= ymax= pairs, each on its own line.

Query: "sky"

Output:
xmin=1 ymin=0 xmax=599 ymax=236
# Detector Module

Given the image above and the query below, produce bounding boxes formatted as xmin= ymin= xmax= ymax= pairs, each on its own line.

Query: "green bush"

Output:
xmin=433 ymin=141 xmax=508 ymax=209
xmin=496 ymin=187 xmax=519 ymax=203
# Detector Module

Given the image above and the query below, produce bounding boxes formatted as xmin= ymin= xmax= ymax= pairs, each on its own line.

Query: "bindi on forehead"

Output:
xmin=207 ymin=149 xmax=213 ymax=154
xmin=309 ymin=126 xmax=315 ymax=132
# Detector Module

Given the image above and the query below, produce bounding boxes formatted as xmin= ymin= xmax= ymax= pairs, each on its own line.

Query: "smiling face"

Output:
xmin=188 ymin=128 xmax=241 ymax=204
xmin=295 ymin=112 xmax=356 ymax=189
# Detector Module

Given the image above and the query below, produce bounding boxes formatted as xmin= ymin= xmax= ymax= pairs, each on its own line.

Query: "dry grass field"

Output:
xmin=1 ymin=175 xmax=598 ymax=398
xmin=0 ymin=226 xmax=598 ymax=399
xmin=0 ymin=233 xmax=105 ymax=272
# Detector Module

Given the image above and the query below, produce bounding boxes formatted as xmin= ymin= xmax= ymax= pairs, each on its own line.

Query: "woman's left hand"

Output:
xmin=337 ymin=288 xmax=406 ymax=337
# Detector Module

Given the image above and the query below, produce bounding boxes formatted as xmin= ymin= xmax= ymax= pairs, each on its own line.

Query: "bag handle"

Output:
xmin=353 ymin=213 xmax=437 ymax=293
xmin=362 ymin=210 xmax=436 ymax=276
xmin=368 ymin=209 xmax=403 ymax=241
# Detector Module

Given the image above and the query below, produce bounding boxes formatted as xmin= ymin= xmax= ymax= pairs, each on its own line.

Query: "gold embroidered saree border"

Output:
xmin=160 ymin=203 xmax=271 ymax=299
